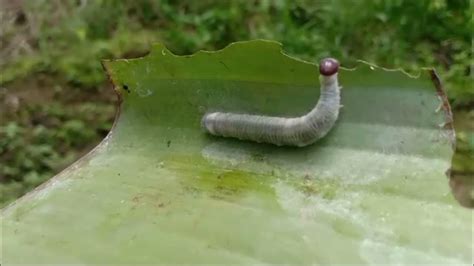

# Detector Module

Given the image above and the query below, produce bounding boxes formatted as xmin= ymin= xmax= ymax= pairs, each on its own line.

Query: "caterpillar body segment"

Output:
xmin=201 ymin=58 xmax=342 ymax=147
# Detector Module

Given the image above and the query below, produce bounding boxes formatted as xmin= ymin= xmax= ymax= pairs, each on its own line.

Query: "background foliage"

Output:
xmin=1 ymin=0 xmax=472 ymax=206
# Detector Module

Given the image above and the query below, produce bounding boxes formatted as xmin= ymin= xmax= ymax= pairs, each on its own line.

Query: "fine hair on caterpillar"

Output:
xmin=201 ymin=58 xmax=342 ymax=147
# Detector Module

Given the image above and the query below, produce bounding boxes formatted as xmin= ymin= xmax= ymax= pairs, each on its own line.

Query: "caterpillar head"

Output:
xmin=319 ymin=58 xmax=339 ymax=76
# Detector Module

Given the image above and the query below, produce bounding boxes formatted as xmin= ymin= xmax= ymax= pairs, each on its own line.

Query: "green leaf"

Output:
xmin=1 ymin=40 xmax=470 ymax=264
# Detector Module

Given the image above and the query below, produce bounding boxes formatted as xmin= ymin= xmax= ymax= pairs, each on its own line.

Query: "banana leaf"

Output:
xmin=1 ymin=40 xmax=470 ymax=265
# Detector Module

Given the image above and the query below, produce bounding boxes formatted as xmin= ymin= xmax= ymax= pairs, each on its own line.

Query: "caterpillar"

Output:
xmin=201 ymin=58 xmax=342 ymax=147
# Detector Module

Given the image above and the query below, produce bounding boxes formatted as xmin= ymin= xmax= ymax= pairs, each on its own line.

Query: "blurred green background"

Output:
xmin=1 ymin=0 xmax=472 ymax=207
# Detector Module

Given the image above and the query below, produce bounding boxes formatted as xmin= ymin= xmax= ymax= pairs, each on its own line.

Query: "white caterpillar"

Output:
xmin=201 ymin=58 xmax=342 ymax=147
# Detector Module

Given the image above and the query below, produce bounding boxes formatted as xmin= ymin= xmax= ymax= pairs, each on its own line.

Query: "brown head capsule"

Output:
xmin=319 ymin=58 xmax=339 ymax=76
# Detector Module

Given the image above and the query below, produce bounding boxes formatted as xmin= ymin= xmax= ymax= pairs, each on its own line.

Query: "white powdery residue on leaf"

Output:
xmin=273 ymin=180 xmax=367 ymax=228
xmin=359 ymin=238 xmax=466 ymax=266
xmin=201 ymin=143 xmax=253 ymax=168
xmin=201 ymin=142 xmax=449 ymax=189
xmin=136 ymin=87 xmax=153 ymax=97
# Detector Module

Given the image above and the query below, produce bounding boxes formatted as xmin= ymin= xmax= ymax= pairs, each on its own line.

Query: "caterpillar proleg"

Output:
xmin=201 ymin=58 xmax=342 ymax=147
